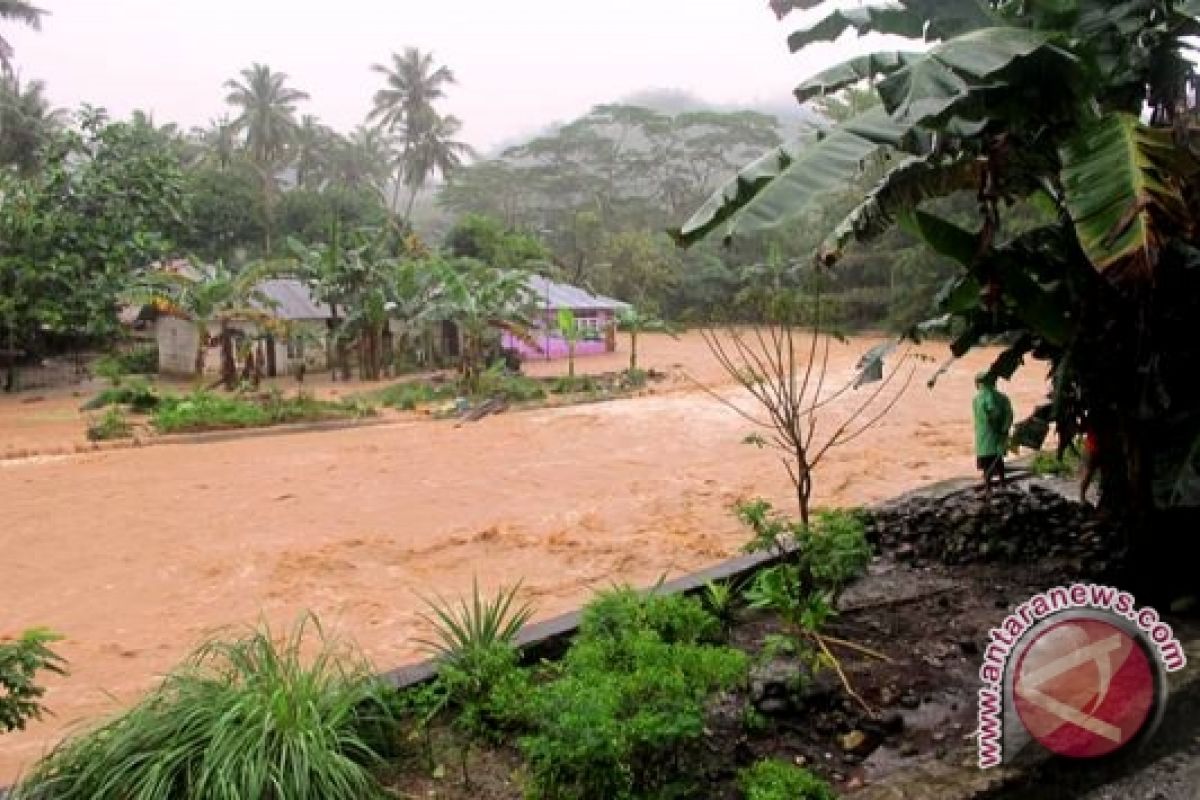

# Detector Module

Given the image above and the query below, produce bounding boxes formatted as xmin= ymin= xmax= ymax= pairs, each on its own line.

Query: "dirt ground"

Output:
xmin=0 ymin=331 xmax=1048 ymax=784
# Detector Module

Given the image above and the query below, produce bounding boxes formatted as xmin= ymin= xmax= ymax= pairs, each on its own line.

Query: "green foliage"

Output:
xmin=579 ymin=586 xmax=721 ymax=647
xmin=110 ymin=345 xmax=158 ymax=375
xmin=549 ymin=374 xmax=599 ymax=395
xmin=374 ymin=380 xmax=456 ymax=411
xmin=14 ymin=618 xmax=399 ymax=800
xmin=1031 ymin=446 xmax=1082 ymax=477
xmin=701 ymin=580 xmax=737 ymax=634
xmin=520 ymin=591 xmax=747 ymax=799
xmin=417 ymin=580 xmax=533 ymax=666
xmin=86 ymin=407 xmax=133 ymax=441
xmin=444 ymin=213 xmax=551 ymax=271
xmin=738 ymin=759 xmax=836 ymax=800
xmin=0 ymin=628 xmax=66 ymax=734
xmin=80 ymin=378 xmax=162 ymax=412
xmin=151 ymin=390 xmax=373 ymax=434
xmin=475 ymin=365 xmax=547 ymax=402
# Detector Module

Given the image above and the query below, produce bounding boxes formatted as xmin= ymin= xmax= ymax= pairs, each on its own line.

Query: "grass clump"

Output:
xmin=475 ymin=366 xmax=547 ymax=402
xmin=519 ymin=589 xmax=747 ymax=799
xmin=738 ymin=759 xmax=836 ymax=800
xmin=80 ymin=378 xmax=162 ymax=412
xmin=151 ymin=390 xmax=373 ymax=434
xmin=1030 ymin=445 xmax=1082 ymax=477
xmin=375 ymin=381 xmax=456 ymax=411
xmin=549 ymin=374 xmax=599 ymax=395
xmin=86 ymin=407 xmax=133 ymax=441
xmin=13 ymin=617 xmax=401 ymax=800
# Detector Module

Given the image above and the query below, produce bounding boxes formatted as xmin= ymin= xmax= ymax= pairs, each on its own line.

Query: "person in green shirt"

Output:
xmin=973 ymin=371 xmax=1014 ymax=496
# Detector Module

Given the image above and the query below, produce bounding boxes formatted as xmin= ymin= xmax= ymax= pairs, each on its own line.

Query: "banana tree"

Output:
xmin=616 ymin=305 xmax=672 ymax=373
xmin=675 ymin=0 xmax=1200 ymax=572
xmin=129 ymin=261 xmax=276 ymax=389
xmin=556 ymin=308 xmax=581 ymax=379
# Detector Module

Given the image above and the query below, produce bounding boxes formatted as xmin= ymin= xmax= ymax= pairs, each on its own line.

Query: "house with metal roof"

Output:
xmin=501 ymin=276 xmax=630 ymax=361
xmin=154 ymin=277 xmax=334 ymax=377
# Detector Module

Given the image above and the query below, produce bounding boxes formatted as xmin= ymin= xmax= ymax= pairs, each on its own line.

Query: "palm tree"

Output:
xmin=326 ymin=125 xmax=392 ymax=198
xmin=0 ymin=72 xmax=64 ymax=174
xmin=225 ymin=63 xmax=309 ymax=254
xmin=192 ymin=116 xmax=238 ymax=171
xmin=401 ymin=111 xmax=473 ymax=222
xmin=294 ymin=114 xmax=333 ymax=189
xmin=368 ymin=47 xmax=455 ymax=221
xmin=0 ymin=1 xmax=44 ymax=75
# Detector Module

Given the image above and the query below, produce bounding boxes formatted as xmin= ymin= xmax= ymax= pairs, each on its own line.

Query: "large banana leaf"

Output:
xmin=817 ymin=154 xmax=980 ymax=264
xmin=1059 ymin=112 xmax=1196 ymax=282
xmin=781 ymin=0 xmax=997 ymax=49
xmin=795 ymin=52 xmax=924 ymax=104
xmin=671 ymin=108 xmax=908 ymax=245
xmin=675 ymin=27 xmax=1068 ymax=247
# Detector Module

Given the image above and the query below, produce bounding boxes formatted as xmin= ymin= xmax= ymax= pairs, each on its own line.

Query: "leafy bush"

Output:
xmin=579 ymin=586 xmax=721 ymax=647
xmin=520 ymin=591 xmax=746 ymax=799
xmin=475 ymin=365 xmax=547 ymax=402
xmin=86 ymin=407 xmax=133 ymax=441
xmin=1030 ymin=445 xmax=1082 ymax=477
xmin=93 ymin=347 xmax=157 ymax=385
xmin=152 ymin=390 xmax=373 ymax=433
xmin=1 ymin=629 xmax=66 ymax=734
xmin=549 ymin=374 xmax=599 ymax=395
xmin=80 ymin=378 xmax=162 ymax=412
xmin=375 ymin=381 xmax=456 ymax=411
xmin=14 ymin=618 xmax=400 ymax=800
xmin=738 ymin=759 xmax=836 ymax=800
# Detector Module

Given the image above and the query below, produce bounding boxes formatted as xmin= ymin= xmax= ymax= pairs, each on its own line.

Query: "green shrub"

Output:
xmin=80 ymin=378 xmax=162 ymax=412
xmin=579 ymin=586 xmax=721 ymax=647
xmin=113 ymin=346 xmax=158 ymax=374
xmin=86 ymin=407 xmax=133 ymax=441
xmin=151 ymin=391 xmax=373 ymax=433
xmin=738 ymin=759 xmax=836 ymax=800
xmin=475 ymin=366 xmax=547 ymax=402
xmin=520 ymin=591 xmax=747 ymax=799
xmin=14 ymin=618 xmax=400 ymax=800
xmin=1 ymin=629 xmax=66 ymax=734
xmin=1030 ymin=446 xmax=1082 ymax=477
xmin=375 ymin=381 xmax=456 ymax=411
xmin=549 ymin=374 xmax=599 ymax=395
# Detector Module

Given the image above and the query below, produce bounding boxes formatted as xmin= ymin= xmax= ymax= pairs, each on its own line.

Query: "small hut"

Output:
xmin=501 ymin=276 xmax=628 ymax=361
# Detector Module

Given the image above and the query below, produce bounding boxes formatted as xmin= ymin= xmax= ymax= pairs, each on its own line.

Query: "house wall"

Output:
xmin=155 ymin=317 xmax=328 ymax=377
xmin=502 ymin=308 xmax=617 ymax=361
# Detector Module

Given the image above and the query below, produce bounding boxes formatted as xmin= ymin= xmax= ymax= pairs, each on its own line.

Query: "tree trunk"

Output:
xmin=220 ymin=324 xmax=237 ymax=390
xmin=629 ymin=330 xmax=638 ymax=372
xmin=568 ymin=341 xmax=575 ymax=379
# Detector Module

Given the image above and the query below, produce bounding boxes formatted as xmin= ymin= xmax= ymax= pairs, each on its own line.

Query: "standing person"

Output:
xmin=974 ymin=371 xmax=1014 ymax=497
xmin=1080 ymin=424 xmax=1101 ymax=505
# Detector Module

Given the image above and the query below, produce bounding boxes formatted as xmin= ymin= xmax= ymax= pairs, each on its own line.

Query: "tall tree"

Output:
xmin=224 ymin=63 xmax=309 ymax=254
xmin=0 ymin=0 xmax=44 ymax=75
xmin=401 ymin=111 xmax=472 ymax=222
xmin=0 ymin=73 xmax=63 ymax=174
xmin=368 ymin=47 xmax=456 ymax=222
xmin=293 ymin=114 xmax=334 ymax=189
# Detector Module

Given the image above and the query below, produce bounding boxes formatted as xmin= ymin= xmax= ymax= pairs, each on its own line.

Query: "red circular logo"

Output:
xmin=1013 ymin=617 xmax=1156 ymax=758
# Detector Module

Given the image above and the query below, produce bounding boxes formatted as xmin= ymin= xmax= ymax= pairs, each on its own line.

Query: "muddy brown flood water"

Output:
xmin=0 ymin=332 xmax=1047 ymax=783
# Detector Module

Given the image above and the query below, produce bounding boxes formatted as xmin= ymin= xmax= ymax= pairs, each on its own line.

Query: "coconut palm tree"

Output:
xmin=368 ymin=47 xmax=456 ymax=221
xmin=192 ymin=115 xmax=238 ymax=171
xmin=225 ymin=63 xmax=309 ymax=254
xmin=294 ymin=114 xmax=334 ymax=189
xmin=0 ymin=72 xmax=63 ymax=174
xmin=401 ymin=111 xmax=473 ymax=223
xmin=0 ymin=1 xmax=44 ymax=75
xmin=326 ymin=125 xmax=393 ymax=199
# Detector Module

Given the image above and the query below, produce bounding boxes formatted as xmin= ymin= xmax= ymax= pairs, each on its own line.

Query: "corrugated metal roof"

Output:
xmin=253 ymin=279 xmax=331 ymax=320
xmin=525 ymin=275 xmax=629 ymax=311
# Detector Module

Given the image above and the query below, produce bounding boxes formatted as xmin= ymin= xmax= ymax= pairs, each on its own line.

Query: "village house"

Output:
xmin=502 ymin=275 xmax=629 ymax=362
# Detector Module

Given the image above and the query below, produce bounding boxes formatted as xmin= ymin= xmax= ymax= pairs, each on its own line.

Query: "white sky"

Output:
xmin=6 ymin=0 xmax=894 ymax=151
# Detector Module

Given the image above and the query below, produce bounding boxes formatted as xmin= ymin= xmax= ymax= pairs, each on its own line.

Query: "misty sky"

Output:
xmin=6 ymin=0 xmax=899 ymax=150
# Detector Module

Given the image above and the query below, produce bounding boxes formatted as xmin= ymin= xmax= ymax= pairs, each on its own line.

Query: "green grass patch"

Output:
xmin=373 ymin=381 xmax=458 ymax=411
xmin=80 ymin=378 xmax=162 ymax=412
xmin=1030 ymin=445 xmax=1082 ymax=477
xmin=86 ymin=407 xmax=133 ymax=441
xmin=151 ymin=390 xmax=374 ymax=434
xmin=738 ymin=759 xmax=836 ymax=800
xmin=13 ymin=618 xmax=402 ymax=800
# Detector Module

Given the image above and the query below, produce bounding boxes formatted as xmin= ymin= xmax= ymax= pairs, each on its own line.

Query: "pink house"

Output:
xmin=502 ymin=275 xmax=629 ymax=361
